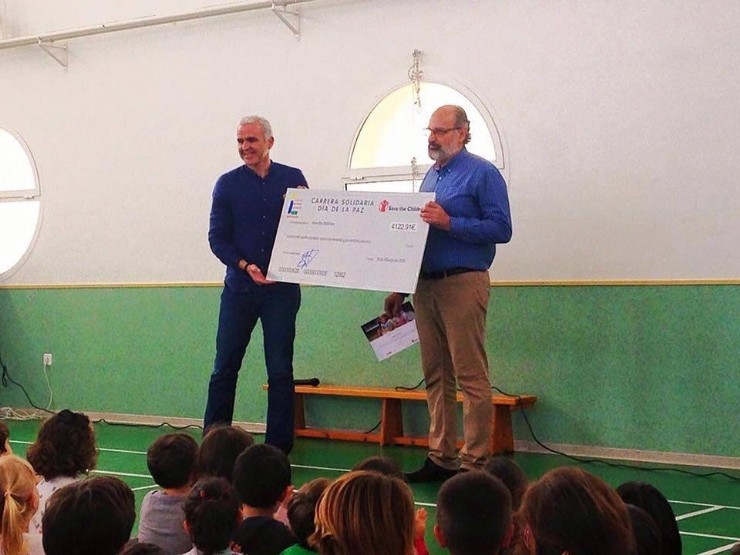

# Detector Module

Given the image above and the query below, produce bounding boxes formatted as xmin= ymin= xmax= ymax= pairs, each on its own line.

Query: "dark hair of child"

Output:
xmin=183 ymin=477 xmax=241 ymax=555
xmin=146 ymin=433 xmax=198 ymax=489
xmin=520 ymin=467 xmax=635 ymax=555
xmin=0 ymin=422 xmax=9 ymax=454
xmin=120 ymin=541 xmax=169 ymax=555
xmin=626 ymin=503 xmax=664 ymax=555
xmin=232 ymin=444 xmax=291 ymax=509
xmin=287 ymin=478 xmax=331 ymax=549
xmin=483 ymin=456 xmax=528 ymax=510
xmin=436 ymin=471 xmax=513 ymax=555
xmin=197 ymin=425 xmax=254 ymax=482
xmin=351 ymin=456 xmax=404 ymax=480
xmin=41 ymin=476 xmax=136 ymax=555
xmin=26 ymin=409 xmax=97 ymax=479
xmin=617 ymin=481 xmax=682 ymax=555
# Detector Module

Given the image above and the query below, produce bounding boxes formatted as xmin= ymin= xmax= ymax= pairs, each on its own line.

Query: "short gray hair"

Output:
xmin=238 ymin=116 xmax=273 ymax=140
xmin=450 ymin=105 xmax=471 ymax=145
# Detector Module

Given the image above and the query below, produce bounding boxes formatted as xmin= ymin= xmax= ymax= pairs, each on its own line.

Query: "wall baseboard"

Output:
xmin=8 ymin=408 xmax=267 ymax=434
xmin=10 ymin=408 xmax=737 ymax=470
xmin=514 ymin=440 xmax=740 ymax=471
xmin=83 ymin=411 xmax=269 ymax=434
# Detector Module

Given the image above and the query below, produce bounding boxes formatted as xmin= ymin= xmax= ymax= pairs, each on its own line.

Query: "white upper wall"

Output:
xmin=1 ymin=0 xmax=738 ymax=284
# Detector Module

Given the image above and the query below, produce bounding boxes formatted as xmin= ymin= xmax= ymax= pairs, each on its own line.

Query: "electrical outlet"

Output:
xmin=43 ymin=353 xmax=53 ymax=367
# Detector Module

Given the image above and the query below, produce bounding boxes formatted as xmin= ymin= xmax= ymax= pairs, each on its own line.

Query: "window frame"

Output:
xmin=343 ymin=80 xmax=506 ymax=193
xmin=0 ymin=127 xmax=42 ymax=279
xmin=0 ymin=128 xmax=41 ymax=200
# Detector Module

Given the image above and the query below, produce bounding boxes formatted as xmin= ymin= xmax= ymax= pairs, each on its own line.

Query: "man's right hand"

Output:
xmin=384 ymin=292 xmax=404 ymax=317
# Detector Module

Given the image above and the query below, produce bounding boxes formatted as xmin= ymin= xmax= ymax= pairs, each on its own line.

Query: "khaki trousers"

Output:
xmin=414 ymin=270 xmax=492 ymax=470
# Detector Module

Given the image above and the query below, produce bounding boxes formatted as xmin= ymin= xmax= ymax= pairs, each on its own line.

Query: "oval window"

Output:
xmin=0 ymin=128 xmax=41 ymax=277
xmin=346 ymin=82 xmax=504 ymax=192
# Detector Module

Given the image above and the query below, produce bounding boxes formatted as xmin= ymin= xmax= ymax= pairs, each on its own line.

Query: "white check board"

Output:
xmin=268 ymin=190 xmax=433 ymax=293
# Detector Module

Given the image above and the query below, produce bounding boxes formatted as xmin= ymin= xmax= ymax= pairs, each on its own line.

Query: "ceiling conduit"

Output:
xmin=0 ymin=0 xmax=316 ymax=66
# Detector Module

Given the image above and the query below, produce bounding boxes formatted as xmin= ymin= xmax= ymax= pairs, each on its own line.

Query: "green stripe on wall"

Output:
xmin=0 ymin=284 xmax=737 ymax=457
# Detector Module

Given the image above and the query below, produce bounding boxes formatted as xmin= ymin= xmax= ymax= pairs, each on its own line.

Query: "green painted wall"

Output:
xmin=0 ymin=284 xmax=737 ymax=457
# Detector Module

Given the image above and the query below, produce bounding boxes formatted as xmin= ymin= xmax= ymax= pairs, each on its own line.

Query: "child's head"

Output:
xmin=42 ymin=476 xmax=135 ymax=555
xmin=312 ymin=470 xmax=415 ymax=555
xmin=626 ymin=503 xmax=663 ymax=555
xmin=146 ymin=433 xmax=198 ymax=490
xmin=435 ymin=471 xmax=513 ymax=555
xmin=120 ymin=542 xmax=169 ymax=555
xmin=232 ymin=444 xmax=291 ymax=509
xmin=197 ymin=425 xmax=254 ymax=482
xmin=351 ymin=456 xmax=404 ymax=480
xmin=520 ymin=467 xmax=634 ymax=555
xmin=183 ymin=478 xmax=241 ymax=555
xmin=483 ymin=456 xmax=528 ymax=510
xmin=0 ymin=455 xmax=39 ymax=555
xmin=617 ymin=481 xmax=681 ymax=555
xmin=0 ymin=422 xmax=11 ymax=455
xmin=287 ymin=477 xmax=330 ymax=548
xmin=26 ymin=409 xmax=97 ymax=480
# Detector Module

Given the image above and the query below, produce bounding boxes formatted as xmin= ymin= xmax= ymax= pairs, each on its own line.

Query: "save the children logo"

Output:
xmin=379 ymin=199 xmax=390 ymax=212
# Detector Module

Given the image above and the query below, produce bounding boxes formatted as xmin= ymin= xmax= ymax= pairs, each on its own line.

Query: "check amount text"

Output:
xmin=390 ymin=222 xmax=418 ymax=232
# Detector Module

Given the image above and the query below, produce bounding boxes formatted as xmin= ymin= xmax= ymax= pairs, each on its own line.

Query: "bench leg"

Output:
xmin=294 ymin=393 xmax=306 ymax=431
xmin=490 ymin=405 xmax=514 ymax=455
xmin=380 ymin=399 xmax=404 ymax=446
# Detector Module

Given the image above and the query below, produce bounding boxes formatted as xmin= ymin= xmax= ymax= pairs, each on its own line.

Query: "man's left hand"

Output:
xmin=247 ymin=264 xmax=276 ymax=285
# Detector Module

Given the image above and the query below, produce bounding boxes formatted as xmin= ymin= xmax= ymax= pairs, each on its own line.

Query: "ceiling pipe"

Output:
xmin=0 ymin=0 xmax=316 ymax=50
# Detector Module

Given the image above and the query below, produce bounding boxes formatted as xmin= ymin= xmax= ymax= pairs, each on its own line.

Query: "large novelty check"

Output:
xmin=267 ymin=189 xmax=434 ymax=293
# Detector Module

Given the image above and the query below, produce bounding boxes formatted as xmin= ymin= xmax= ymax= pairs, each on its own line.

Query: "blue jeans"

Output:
xmin=204 ymin=283 xmax=301 ymax=454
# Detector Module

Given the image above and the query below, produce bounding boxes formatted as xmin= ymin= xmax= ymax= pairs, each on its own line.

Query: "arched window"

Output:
xmin=0 ymin=128 xmax=41 ymax=278
xmin=345 ymin=82 xmax=505 ymax=192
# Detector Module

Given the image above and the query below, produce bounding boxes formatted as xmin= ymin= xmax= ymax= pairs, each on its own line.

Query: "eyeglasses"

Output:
xmin=424 ymin=127 xmax=461 ymax=137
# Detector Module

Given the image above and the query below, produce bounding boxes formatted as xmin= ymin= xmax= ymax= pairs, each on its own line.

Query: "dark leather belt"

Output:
xmin=419 ymin=267 xmax=478 ymax=280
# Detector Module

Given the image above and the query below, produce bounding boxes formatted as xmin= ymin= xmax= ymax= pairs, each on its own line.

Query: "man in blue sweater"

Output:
xmin=385 ymin=105 xmax=512 ymax=481
xmin=205 ymin=116 xmax=307 ymax=455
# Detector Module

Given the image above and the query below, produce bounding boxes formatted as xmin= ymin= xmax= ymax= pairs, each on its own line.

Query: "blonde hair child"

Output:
xmin=0 ymin=455 xmax=41 ymax=555
xmin=311 ymin=470 xmax=415 ymax=555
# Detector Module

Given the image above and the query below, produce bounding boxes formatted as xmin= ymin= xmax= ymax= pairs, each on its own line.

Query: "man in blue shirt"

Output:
xmin=205 ymin=116 xmax=308 ymax=455
xmin=385 ymin=105 xmax=512 ymax=481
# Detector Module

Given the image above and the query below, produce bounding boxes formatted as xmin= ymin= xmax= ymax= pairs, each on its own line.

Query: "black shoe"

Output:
xmin=404 ymin=458 xmax=458 ymax=483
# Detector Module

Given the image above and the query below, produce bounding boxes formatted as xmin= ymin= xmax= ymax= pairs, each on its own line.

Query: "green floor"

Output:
xmin=6 ymin=419 xmax=740 ymax=555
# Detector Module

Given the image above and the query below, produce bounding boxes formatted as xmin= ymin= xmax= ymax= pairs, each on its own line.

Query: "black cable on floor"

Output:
xmin=0 ymin=354 xmax=54 ymax=415
xmin=492 ymin=384 xmax=739 ymax=482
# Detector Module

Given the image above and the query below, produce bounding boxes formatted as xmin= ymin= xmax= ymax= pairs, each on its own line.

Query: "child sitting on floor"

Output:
xmin=280 ymin=477 xmax=330 ymax=554
xmin=138 ymin=433 xmax=199 ymax=554
xmin=311 ymin=470 xmax=415 ymax=555
xmin=0 ymin=455 xmax=44 ymax=555
xmin=0 ymin=422 xmax=12 ymax=455
xmin=42 ymin=476 xmax=136 ymax=555
xmin=26 ymin=409 xmax=97 ymax=533
xmin=352 ymin=456 xmax=429 ymax=555
xmin=435 ymin=471 xmax=513 ymax=555
xmin=182 ymin=477 xmax=241 ymax=555
xmin=196 ymin=425 xmax=254 ymax=483
xmin=231 ymin=444 xmax=296 ymax=555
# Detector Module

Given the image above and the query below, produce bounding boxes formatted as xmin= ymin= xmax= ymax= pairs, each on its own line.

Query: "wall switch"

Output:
xmin=43 ymin=353 xmax=53 ymax=367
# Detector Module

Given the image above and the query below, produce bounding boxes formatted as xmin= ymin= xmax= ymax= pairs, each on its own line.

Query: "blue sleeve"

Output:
xmin=296 ymin=169 xmax=309 ymax=189
xmin=449 ymin=166 xmax=512 ymax=244
xmin=208 ymin=176 xmax=240 ymax=268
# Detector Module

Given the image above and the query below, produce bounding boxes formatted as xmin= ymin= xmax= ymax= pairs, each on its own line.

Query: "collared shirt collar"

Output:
xmin=243 ymin=159 xmax=272 ymax=179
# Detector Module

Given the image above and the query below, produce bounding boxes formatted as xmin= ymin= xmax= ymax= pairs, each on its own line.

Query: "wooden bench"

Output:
xmin=262 ymin=384 xmax=537 ymax=455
